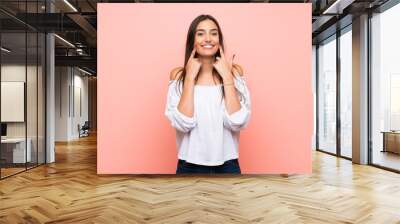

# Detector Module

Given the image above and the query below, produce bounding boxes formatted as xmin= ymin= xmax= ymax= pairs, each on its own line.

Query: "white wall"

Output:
xmin=55 ymin=66 xmax=70 ymax=141
xmin=72 ymin=73 xmax=89 ymax=138
xmin=55 ymin=67 xmax=89 ymax=141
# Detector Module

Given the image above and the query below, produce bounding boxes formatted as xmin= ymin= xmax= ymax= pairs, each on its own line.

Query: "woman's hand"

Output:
xmin=213 ymin=46 xmax=234 ymax=82
xmin=185 ymin=46 xmax=202 ymax=80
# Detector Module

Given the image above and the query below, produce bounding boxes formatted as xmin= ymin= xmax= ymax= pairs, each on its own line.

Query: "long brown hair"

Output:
xmin=175 ymin=14 xmax=225 ymax=99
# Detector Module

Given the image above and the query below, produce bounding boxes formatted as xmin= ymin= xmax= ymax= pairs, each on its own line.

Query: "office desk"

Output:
xmin=1 ymin=138 xmax=32 ymax=163
xmin=381 ymin=131 xmax=400 ymax=154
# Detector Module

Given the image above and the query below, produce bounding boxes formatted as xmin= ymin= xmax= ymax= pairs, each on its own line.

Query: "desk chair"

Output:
xmin=78 ymin=121 xmax=90 ymax=138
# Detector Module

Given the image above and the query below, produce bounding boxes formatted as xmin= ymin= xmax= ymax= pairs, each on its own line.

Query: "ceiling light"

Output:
xmin=63 ymin=0 xmax=78 ymax=12
xmin=78 ymin=67 xmax=93 ymax=76
xmin=54 ymin=34 xmax=75 ymax=48
xmin=322 ymin=0 xmax=354 ymax=15
xmin=1 ymin=47 xmax=11 ymax=53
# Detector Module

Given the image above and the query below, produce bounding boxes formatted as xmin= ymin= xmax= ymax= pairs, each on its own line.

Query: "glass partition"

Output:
xmin=1 ymin=31 xmax=28 ymax=177
xmin=0 ymin=1 xmax=46 ymax=179
xmin=371 ymin=4 xmax=400 ymax=171
xmin=317 ymin=35 xmax=337 ymax=154
xmin=38 ymin=32 xmax=45 ymax=165
xmin=27 ymin=30 xmax=38 ymax=169
xmin=339 ymin=27 xmax=352 ymax=158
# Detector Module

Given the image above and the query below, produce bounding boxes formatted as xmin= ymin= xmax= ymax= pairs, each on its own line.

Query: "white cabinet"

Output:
xmin=1 ymin=138 xmax=32 ymax=163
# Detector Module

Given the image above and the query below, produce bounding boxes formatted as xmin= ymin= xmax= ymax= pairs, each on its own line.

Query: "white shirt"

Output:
xmin=164 ymin=74 xmax=251 ymax=166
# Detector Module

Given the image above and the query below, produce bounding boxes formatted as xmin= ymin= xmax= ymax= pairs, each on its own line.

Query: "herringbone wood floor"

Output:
xmin=1 ymin=134 xmax=400 ymax=224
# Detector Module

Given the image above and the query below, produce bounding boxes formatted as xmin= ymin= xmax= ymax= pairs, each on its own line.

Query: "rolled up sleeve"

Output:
xmin=223 ymin=75 xmax=251 ymax=132
xmin=164 ymin=80 xmax=197 ymax=133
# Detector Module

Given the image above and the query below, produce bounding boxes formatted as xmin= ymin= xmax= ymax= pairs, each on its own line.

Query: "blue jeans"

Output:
xmin=176 ymin=159 xmax=241 ymax=174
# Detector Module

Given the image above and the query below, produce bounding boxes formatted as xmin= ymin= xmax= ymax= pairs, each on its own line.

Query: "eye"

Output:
xmin=197 ymin=32 xmax=204 ymax=36
xmin=212 ymin=32 xmax=218 ymax=36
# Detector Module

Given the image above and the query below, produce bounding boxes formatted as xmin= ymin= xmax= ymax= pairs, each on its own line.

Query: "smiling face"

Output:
xmin=194 ymin=19 xmax=220 ymax=58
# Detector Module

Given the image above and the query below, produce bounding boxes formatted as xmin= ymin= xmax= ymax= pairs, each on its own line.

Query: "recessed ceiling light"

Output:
xmin=78 ymin=67 xmax=93 ymax=76
xmin=63 ymin=0 xmax=78 ymax=12
xmin=322 ymin=0 xmax=355 ymax=15
xmin=1 ymin=47 xmax=11 ymax=53
xmin=54 ymin=34 xmax=75 ymax=48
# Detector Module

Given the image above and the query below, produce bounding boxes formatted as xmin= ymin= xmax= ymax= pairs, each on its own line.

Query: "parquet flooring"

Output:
xmin=1 ymin=134 xmax=400 ymax=223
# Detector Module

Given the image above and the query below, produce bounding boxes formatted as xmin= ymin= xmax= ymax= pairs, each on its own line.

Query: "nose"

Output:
xmin=205 ymin=33 xmax=211 ymax=42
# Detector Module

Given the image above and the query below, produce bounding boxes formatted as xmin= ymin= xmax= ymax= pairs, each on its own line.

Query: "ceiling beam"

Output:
xmin=67 ymin=13 xmax=97 ymax=46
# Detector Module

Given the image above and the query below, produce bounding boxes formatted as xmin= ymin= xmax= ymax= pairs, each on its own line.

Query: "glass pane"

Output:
xmin=27 ymin=31 xmax=38 ymax=169
xmin=371 ymin=4 xmax=400 ymax=171
xmin=0 ymin=1 xmax=46 ymax=179
xmin=38 ymin=32 xmax=45 ymax=165
xmin=340 ymin=28 xmax=352 ymax=158
xmin=312 ymin=45 xmax=317 ymax=151
xmin=26 ymin=0 xmax=38 ymax=169
xmin=318 ymin=36 xmax=337 ymax=154
xmin=1 ymin=32 xmax=27 ymax=177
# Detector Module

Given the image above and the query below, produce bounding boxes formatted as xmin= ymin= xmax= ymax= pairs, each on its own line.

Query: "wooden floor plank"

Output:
xmin=1 ymin=134 xmax=400 ymax=223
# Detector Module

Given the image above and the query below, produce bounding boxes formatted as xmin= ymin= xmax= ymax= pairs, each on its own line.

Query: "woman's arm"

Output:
xmin=173 ymin=71 xmax=196 ymax=118
xmin=223 ymin=64 xmax=243 ymax=115
xmin=212 ymin=48 xmax=251 ymax=131
xmin=175 ymin=48 xmax=202 ymax=118
xmin=165 ymin=67 xmax=197 ymax=133
xmin=222 ymin=64 xmax=251 ymax=131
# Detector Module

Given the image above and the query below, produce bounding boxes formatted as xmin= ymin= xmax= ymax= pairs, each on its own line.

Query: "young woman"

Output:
xmin=165 ymin=14 xmax=251 ymax=174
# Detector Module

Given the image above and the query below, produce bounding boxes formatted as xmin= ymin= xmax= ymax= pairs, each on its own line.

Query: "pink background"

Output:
xmin=98 ymin=3 xmax=312 ymax=174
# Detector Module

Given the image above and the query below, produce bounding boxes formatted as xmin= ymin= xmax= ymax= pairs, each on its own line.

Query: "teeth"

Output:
xmin=202 ymin=45 xmax=213 ymax=48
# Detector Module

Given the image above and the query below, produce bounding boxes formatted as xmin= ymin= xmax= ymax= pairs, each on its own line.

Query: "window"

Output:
xmin=317 ymin=35 xmax=337 ymax=154
xmin=371 ymin=3 xmax=400 ymax=171
xmin=339 ymin=27 xmax=352 ymax=158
